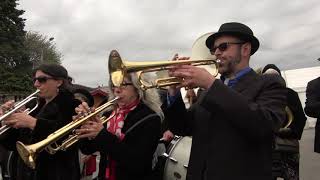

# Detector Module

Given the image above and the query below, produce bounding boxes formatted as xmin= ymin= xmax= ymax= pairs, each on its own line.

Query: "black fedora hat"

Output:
xmin=205 ymin=22 xmax=260 ymax=55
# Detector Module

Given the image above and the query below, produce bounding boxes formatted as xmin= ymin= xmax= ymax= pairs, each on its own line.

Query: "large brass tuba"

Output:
xmin=109 ymin=34 xmax=219 ymax=90
xmin=0 ymin=89 xmax=40 ymax=135
xmin=16 ymin=97 xmax=119 ymax=169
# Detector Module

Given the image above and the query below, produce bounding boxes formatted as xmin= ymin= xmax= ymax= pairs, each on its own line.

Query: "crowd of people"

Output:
xmin=0 ymin=22 xmax=319 ymax=180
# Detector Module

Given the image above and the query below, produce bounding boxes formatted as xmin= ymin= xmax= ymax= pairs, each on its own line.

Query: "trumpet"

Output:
xmin=16 ymin=97 xmax=119 ymax=169
xmin=0 ymin=90 xmax=40 ymax=135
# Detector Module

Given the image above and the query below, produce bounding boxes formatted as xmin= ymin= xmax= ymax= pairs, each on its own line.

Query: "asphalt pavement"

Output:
xmin=1 ymin=128 xmax=319 ymax=180
xmin=300 ymin=128 xmax=320 ymax=180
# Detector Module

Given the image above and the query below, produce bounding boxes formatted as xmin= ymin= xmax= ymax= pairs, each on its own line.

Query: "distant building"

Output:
xmin=90 ymin=86 xmax=110 ymax=107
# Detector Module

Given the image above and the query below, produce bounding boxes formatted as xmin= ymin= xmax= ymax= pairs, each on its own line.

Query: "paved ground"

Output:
xmin=1 ymin=128 xmax=319 ymax=180
xmin=300 ymin=128 xmax=320 ymax=180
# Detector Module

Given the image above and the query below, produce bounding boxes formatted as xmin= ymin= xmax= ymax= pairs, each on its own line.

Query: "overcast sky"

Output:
xmin=18 ymin=0 xmax=320 ymax=87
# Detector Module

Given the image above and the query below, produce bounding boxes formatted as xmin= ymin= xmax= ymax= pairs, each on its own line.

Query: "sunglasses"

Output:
xmin=33 ymin=76 xmax=54 ymax=84
xmin=210 ymin=42 xmax=245 ymax=54
xmin=111 ymin=82 xmax=133 ymax=89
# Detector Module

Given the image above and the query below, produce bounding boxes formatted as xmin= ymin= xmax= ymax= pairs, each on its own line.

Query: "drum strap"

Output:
xmin=125 ymin=113 xmax=159 ymax=135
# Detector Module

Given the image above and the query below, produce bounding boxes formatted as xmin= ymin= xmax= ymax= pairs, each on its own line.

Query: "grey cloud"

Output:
xmin=18 ymin=0 xmax=320 ymax=87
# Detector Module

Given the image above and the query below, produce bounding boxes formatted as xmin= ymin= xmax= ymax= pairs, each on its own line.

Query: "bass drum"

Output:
xmin=163 ymin=136 xmax=192 ymax=180
xmin=0 ymin=150 xmax=14 ymax=180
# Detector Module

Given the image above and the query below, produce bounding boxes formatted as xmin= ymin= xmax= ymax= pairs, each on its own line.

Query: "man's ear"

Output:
xmin=57 ymin=79 xmax=63 ymax=88
xmin=242 ymin=42 xmax=251 ymax=56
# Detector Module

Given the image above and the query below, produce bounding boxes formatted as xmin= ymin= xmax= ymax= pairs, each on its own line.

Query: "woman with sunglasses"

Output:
xmin=0 ymin=64 xmax=81 ymax=180
xmin=76 ymin=66 xmax=163 ymax=180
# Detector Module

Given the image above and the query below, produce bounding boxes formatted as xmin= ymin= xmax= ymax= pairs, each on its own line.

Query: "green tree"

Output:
xmin=0 ymin=0 xmax=33 ymax=95
xmin=0 ymin=0 xmax=28 ymax=69
xmin=25 ymin=31 xmax=61 ymax=69
xmin=0 ymin=1 xmax=62 ymax=95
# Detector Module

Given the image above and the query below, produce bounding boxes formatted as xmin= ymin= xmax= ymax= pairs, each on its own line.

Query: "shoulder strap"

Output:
xmin=125 ymin=113 xmax=159 ymax=135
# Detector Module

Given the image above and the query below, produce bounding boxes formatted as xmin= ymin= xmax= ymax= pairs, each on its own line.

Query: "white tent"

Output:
xmin=282 ymin=66 xmax=320 ymax=128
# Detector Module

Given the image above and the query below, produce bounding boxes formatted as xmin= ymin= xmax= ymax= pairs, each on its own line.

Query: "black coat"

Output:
xmin=285 ymin=88 xmax=307 ymax=140
xmin=80 ymin=102 xmax=161 ymax=180
xmin=164 ymin=70 xmax=287 ymax=180
xmin=0 ymin=90 xmax=81 ymax=180
xmin=304 ymin=77 xmax=320 ymax=153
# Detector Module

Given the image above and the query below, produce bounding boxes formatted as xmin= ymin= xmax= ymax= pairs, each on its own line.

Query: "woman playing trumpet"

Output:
xmin=0 ymin=64 xmax=81 ymax=180
xmin=76 ymin=71 xmax=163 ymax=180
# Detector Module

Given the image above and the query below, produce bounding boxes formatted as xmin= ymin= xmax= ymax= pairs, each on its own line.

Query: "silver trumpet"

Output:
xmin=0 ymin=89 xmax=40 ymax=135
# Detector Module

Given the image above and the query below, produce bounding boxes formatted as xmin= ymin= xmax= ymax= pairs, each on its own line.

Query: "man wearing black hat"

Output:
xmin=165 ymin=22 xmax=287 ymax=180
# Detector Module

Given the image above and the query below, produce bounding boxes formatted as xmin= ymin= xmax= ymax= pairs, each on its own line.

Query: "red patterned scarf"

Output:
xmin=105 ymin=98 xmax=140 ymax=180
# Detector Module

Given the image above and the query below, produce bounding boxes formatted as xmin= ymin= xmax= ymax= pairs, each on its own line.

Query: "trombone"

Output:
xmin=0 ymin=89 xmax=40 ymax=135
xmin=16 ymin=96 xmax=119 ymax=169
xmin=109 ymin=50 xmax=219 ymax=90
xmin=109 ymin=32 xmax=219 ymax=90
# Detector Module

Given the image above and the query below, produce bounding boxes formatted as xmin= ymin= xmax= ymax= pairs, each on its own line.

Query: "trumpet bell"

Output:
xmin=16 ymin=141 xmax=36 ymax=169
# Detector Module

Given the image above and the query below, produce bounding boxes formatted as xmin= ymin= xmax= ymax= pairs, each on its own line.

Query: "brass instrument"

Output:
xmin=109 ymin=34 xmax=219 ymax=90
xmin=283 ymin=106 xmax=293 ymax=129
xmin=0 ymin=90 xmax=40 ymax=135
xmin=16 ymin=97 xmax=119 ymax=169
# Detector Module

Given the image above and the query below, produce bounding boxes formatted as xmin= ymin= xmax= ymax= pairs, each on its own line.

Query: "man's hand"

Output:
xmin=162 ymin=130 xmax=174 ymax=142
xmin=171 ymin=65 xmax=216 ymax=89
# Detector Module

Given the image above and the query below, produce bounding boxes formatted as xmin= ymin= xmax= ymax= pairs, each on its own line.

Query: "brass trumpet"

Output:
xmin=16 ymin=97 xmax=119 ymax=169
xmin=0 ymin=89 xmax=40 ymax=135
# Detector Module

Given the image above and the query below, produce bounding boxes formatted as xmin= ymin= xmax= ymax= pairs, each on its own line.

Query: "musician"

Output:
xmin=73 ymin=88 xmax=95 ymax=108
xmin=262 ymin=64 xmax=307 ymax=180
xmin=0 ymin=64 xmax=81 ymax=180
xmin=76 ymin=64 xmax=163 ymax=180
xmin=262 ymin=64 xmax=307 ymax=140
xmin=164 ymin=22 xmax=287 ymax=180
xmin=304 ymin=76 xmax=320 ymax=153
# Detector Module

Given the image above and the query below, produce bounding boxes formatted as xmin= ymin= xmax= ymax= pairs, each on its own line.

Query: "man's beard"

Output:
xmin=220 ymin=52 xmax=241 ymax=77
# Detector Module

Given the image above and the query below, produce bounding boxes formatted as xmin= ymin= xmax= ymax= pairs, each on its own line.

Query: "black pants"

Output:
xmin=272 ymin=151 xmax=299 ymax=180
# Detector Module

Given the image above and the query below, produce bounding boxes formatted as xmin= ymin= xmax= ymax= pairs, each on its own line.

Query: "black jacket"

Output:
xmin=304 ymin=77 xmax=320 ymax=153
xmin=80 ymin=102 xmax=161 ymax=180
xmin=285 ymin=88 xmax=307 ymax=140
xmin=1 ymin=90 xmax=81 ymax=180
xmin=164 ymin=70 xmax=287 ymax=180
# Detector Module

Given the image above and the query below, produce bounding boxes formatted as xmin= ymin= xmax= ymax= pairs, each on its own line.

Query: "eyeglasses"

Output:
xmin=111 ymin=82 xmax=133 ymax=89
xmin=33 ymin=76 xmax=54 ymax=84
xmin=210 ymin=42 xmax=245 ymax=54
